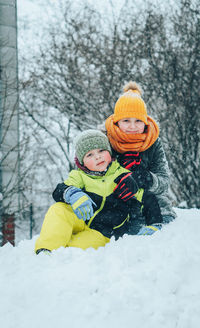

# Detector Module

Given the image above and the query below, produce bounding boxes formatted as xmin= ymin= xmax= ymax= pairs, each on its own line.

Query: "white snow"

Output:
xmin=1 ymin=207 xmax=200 ymax=328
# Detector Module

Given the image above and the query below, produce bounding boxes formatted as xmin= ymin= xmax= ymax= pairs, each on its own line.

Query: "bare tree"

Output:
xmin=20 ymin=3 xmax=148 ymax=125
xmin=140 ymin=0 xmax=200 ymax=207
xmin=20 ymin=0 xmax=200 ymax=220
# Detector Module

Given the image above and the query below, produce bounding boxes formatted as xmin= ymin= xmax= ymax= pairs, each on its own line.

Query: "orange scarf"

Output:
xmin=105 ymin=115 xmax=159 ymax=153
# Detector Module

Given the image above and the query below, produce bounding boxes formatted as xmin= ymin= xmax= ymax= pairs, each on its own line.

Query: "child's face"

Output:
xmin=118 ymin=117 xmax=145 ymax=134
xmin=83 ymin=149 xmax=112 ymax=172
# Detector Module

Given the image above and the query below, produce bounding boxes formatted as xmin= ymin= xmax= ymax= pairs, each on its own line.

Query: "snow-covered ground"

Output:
xmin=1 ymin=208 xmax=200 ymax=328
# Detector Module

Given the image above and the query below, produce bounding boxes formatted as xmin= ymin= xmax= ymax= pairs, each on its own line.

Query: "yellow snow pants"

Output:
xmin=35 ymin=202 xmax=110 ymax=253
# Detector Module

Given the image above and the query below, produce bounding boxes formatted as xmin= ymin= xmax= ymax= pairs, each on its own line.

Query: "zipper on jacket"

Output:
xmin=87 ymin=179 xmax=107 ymax=228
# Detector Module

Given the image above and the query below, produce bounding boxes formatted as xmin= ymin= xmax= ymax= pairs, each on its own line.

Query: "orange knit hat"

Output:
xmin=113 ymin=81 xmax=148 ymax=125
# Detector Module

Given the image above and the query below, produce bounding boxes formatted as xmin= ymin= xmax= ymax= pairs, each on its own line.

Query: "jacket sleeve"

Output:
xmin=52 ymin=170 xmax=84 ymax=202
xmin=52 ymin=183 xmax=68 ymax=202
xmin=148 ymin=138 xmax=170 ymax=195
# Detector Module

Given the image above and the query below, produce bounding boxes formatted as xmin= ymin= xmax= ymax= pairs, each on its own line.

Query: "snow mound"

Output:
xmin=0 ymin=208 xmax=200 ymax=328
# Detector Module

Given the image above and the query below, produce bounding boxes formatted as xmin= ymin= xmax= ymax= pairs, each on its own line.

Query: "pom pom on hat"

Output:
xmin=113 ymin=81 xmax=148 ymax=125
xmin=75 ymin=129 xmax=112 ymax=164
xmin=123 ymin=81 xmax=142 ymax=94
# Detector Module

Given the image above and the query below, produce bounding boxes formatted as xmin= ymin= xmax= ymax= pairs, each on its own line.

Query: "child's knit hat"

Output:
xmin=75 ymin=129 xmax=112 ymax=164
xmin=113 ymin=81 xmax=148 ymax=125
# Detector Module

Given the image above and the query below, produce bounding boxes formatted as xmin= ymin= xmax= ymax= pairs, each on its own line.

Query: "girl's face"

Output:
xmin=118 ymin=117 xmax=145 ymax=134
xmin=83 ymin=149 xmax=112 ymax=172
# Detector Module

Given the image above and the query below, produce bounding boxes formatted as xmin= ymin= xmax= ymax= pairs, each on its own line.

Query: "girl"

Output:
xmin=105 ymin=81 xmax=176 ymax=234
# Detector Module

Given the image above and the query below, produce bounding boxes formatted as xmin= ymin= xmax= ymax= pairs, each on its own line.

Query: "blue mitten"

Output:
xmin=137 ymin=224 xmax=162 ymax=235
xmin=64 ymin=186 xmax=96 ymax=221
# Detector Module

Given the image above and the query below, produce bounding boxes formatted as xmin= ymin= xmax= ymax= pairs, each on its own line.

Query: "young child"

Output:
xmin=105 ymin=81 xmax=176 ymax=234
xmin=35 ymin=130 xmax=162 ymax=254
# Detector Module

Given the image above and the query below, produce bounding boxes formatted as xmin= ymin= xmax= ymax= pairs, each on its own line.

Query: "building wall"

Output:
xmin=0 ymin=0 xmax=19 ymax=245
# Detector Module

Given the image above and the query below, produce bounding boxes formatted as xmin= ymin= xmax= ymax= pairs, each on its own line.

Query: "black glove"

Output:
xmin=118 ymin=152 xmax=141 ymax=170
xmin=132 ymin=168 xmax=153 ymax=190
xmin=114 ymin=173 xmax=138 ymax=202
xmin=52 ymin=183 xmax=68 ymax=202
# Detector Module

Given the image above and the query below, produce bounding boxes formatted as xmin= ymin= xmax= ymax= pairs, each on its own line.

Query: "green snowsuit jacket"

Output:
xmin=54 ymin=160 xmax=144 ymax=239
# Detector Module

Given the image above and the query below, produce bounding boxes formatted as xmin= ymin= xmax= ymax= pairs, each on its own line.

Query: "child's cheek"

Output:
xmin=84 ymin=158 xmax=96 ymax=171
xmin=104 ymin=152 xmax=112 ymax=163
